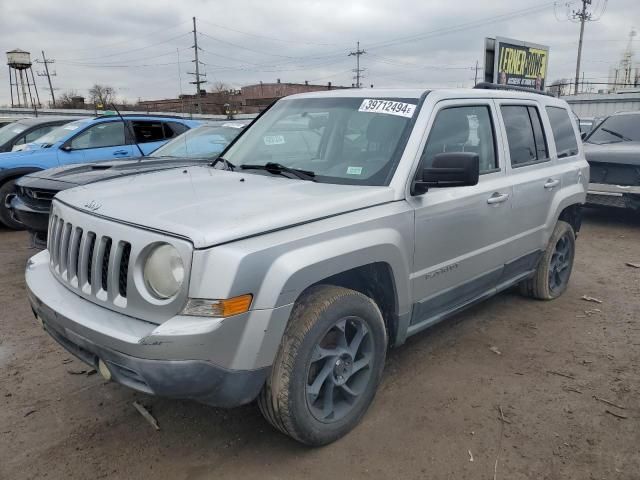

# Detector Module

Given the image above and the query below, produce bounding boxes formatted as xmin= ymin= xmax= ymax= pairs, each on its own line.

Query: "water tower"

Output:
xmin=7 ymin=49 xmax=41 ymax=108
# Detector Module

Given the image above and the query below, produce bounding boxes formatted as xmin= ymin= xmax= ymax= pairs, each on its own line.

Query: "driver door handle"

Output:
xmin=487 ymin=192 xmax=509 ymax=204
xmin=113 ymin=149 xmax=129 ymax=156
xmin=544 ymin=179 xmax=560 ymax=189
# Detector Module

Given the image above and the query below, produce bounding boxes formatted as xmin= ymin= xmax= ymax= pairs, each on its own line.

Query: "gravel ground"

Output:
xmin=1 ymin=207 xmax=639 ymax=480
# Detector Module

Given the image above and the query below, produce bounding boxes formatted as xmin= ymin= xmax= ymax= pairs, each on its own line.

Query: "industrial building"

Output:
xmin=137 ymin=80 xmax=347 ymax=115
xmin=563 ymin=90 xmax=640 ymax=117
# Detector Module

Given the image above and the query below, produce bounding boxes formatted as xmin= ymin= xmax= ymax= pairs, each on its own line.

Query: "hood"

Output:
xmin=23 ymin=156 xmax=208 ymax=188
xmin=583 ymin=142 xmax=640 ymax=166
xmin=56 ymin=165 xmax=396 ymax=248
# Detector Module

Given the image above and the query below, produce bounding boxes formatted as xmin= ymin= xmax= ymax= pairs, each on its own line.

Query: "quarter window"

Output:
xmin=420 ymin=105 xmax=498 ymax=174
xmin=501 ymin=105 xmax=548 ymax=166
xmin=130 ymin=121 xmax=165 ymax=143
xmin=70 ymin=122 xmax=126 ymax=149
xmin=546 ymin=107 xmax=580 ymax=158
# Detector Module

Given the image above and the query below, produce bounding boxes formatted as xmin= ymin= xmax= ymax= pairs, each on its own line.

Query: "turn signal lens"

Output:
xmin=182 ymin=294 xmax=253 ymax=317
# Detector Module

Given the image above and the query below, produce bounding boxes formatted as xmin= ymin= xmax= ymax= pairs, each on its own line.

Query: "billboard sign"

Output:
xmin=484 ymin=37 xmax=549 ymax=90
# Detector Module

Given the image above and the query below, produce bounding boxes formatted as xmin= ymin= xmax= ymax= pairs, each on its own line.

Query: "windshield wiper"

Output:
xmin=240 ymin=162 xmax=316 ymax=181
xmin=210 ymin=156 xmax=236 ymax=171
xmin=600 ymin=128 xmax=632 ymax=142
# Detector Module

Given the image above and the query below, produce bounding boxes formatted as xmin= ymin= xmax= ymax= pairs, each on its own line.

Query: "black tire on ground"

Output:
xmin=519 ymin=220 xmax=576 ymax=300
xmin=0 ymin=179 xmax=24 ymax=230
xmin=258 ymin=284 xmax=387 ymax=446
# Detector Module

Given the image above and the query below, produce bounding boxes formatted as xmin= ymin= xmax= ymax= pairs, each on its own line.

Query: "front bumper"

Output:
xmin=587 ymin=183 xmax=640 ymax=210
xmin=9 ymin=195 xmax=49 ymax=245
xmin=25 ymin=250 xmax=292 ymax=407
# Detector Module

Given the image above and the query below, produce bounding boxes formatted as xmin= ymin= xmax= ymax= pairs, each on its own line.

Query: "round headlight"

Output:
xmin=143 ymin=244 xmax=185 ymax=299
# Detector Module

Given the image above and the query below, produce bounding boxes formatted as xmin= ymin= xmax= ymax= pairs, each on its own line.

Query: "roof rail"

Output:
xmin=473 ymin=82 xmax=554 ymax=97
xmin=91 ymin=113 xmax=197 ymax=120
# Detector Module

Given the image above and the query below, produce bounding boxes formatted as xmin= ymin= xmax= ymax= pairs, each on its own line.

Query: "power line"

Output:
xmin=366 ymin=2 xmax=555 ymax=50
xmin=571 ymin=0 xmax=606 ymax=94
xmin=349 ymin=41 xmax=366 ymax=88
xmin=197 ymin=18 xmax=346 ymax=47
xmin=35 ymin=50 xmax=56 ymax=107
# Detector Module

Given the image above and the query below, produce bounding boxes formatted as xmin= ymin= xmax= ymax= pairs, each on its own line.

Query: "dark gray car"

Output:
xmin=0 ymin=116 xmax=79 ymax=153
xmin=583 ymin=111 xmax=640 ymax=210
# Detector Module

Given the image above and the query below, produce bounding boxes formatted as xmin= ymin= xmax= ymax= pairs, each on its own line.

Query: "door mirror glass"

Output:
xmin=415 ymin=152 xmax=479 ymax=193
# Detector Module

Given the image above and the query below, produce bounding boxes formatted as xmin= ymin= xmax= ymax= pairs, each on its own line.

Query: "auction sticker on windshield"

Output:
xmin=359 ymin=99 xmax=416 ymax=118
xmin=264 ymin=135 xmax=285 ymax=145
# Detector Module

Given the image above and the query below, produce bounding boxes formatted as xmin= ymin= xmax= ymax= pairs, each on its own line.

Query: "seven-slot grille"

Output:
xmin=48 ymin=214 xmax=132 ymax=300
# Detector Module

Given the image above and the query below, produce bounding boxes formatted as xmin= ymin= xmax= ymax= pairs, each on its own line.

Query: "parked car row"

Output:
xmin=0 ymin=114 xmax=253 ymax=230
xmin=11 ymin=120 xmax=250 ymax=246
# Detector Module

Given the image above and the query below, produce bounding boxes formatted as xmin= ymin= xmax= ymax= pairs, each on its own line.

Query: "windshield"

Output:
xmin=0 ymin=122 xmax=27 ymax=144
xmin=151 ymin=124 xmax=244 ymax=158
xmin=222 ymin=96 xmax=420 ymax=186
xmin=35 ymin=120 xmax=87 ymax=145
xmin=586 ymin=114 xmax=640 ymax=144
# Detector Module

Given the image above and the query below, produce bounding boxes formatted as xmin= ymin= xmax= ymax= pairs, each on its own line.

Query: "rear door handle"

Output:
xmin=487 ymin=192 xmax=509 ymax=204
xmin=113 ymin=149 xmax=129 ymax=156
xmin=544 ymin=179 xmax=560 ymax=189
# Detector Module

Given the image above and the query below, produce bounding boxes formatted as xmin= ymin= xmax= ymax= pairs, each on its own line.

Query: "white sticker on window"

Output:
xmin=63 ymin=125 xmax=79 ymax=130
xmin=223 ymin=122 xmax=244 ymax=129
xmin=358 ymin=99 xmax=416 ymax=118
xmin=263 ymin=135 xmax=285 ymax=145
xmin=346 ymin=166 xmax=363 ymax=175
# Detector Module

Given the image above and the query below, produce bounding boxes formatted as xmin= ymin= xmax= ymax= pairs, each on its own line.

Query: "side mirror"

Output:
xmin=581 ymin=131 xmax=587 ymax=140
xmin=413 ymin=152 xmax=480 ymax=195
xmin=60 ymin=145 xmax=72 ymax=152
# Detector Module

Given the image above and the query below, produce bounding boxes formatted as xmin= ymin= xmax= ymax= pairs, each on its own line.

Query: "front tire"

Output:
xmin=519 ymin=220 xmax=576 ymax=300
xmin=258 ymin=285 xmax=387 ymax=446
xmin=0 ymin=179 xmax=24 ymax=230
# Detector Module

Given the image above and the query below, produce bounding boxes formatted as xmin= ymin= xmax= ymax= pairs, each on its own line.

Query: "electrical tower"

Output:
xmin=35 ymin=50 xmax=56 ymax=107
xmin=572 ymin=0 xmax=593 ymax=94
xmin=349 ymin=41 xmax=366 ymax=88
xmin=188 ymin=16 xmax=206 ymax=113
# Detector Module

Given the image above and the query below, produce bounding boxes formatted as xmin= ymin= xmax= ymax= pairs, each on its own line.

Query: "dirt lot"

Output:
xmin=1 ymin=208 xmax=639 ymax=480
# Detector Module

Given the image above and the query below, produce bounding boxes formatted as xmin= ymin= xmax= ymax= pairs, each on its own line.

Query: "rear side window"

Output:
xmin=421 ymin=105 xmax=498 ymax=174
xmin=546 ymin=107 xmax=579 ymax=158
xmin=164 ymin=121 xmax=188 ymax=139
xmin=130 ymin=121 xmax=165 ymax=143
xmin=501 ymin=105 xmax=548 ymax=167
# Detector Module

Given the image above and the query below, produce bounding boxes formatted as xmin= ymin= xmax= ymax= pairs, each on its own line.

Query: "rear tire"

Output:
xmin=0 ymin=179 xmax=24 ymax=230
xmin=519 ymin=220 xmax=575 ymax=300
xmin=258 ymin=285 xmax=387 ymax=446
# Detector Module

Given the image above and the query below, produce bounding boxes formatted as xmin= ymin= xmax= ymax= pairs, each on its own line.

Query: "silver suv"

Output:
xmin=26 ymin=86 xmax=588 ymax=446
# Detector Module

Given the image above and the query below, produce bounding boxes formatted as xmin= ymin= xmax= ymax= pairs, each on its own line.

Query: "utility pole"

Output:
xmin=188 ymin=16 xmax=206 ymax=113
xmin=474 ymin=60 xmax=479 ymax=86
xmin=349 ymin=41 xmax=366 ymax=88
xmin=36 ymin=50 xmax=56 ymax=107
xmin=573 ymin=0 xmax=592 ymax=95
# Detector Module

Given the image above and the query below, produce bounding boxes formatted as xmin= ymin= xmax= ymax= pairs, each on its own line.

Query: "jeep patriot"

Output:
xmin=26 ymin=85 xmax=588 ymax=445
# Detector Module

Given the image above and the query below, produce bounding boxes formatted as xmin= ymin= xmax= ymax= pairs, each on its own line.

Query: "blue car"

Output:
xmin=0 ymin=114 xmax=201 ymax=228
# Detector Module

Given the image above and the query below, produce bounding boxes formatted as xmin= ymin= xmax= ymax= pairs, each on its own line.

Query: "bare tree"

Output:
xmin=210 ymin=81 xmax=229 ymax=94
xmin=57 ymin=90 xmax=81 ymax=108
xmin=88 ymin=84 xmax=116 ymax=108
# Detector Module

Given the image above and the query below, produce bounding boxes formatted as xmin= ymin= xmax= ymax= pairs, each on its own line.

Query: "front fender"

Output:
xmin=189 ymin=202 xmax=414 ymax=316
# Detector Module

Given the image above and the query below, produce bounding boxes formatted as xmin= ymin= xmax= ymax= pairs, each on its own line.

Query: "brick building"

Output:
xmin=137 ymin=80 xmax=348 ymax=115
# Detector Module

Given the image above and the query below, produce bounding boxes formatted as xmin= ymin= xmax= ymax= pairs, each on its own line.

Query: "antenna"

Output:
xmin=110 ymin=103 xmax=145 ymax=158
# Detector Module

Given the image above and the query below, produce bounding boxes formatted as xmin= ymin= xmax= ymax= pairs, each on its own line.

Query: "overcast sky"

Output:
xmin=0 ymin=0 xmax=636 ymax=106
